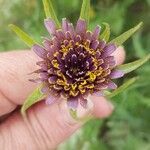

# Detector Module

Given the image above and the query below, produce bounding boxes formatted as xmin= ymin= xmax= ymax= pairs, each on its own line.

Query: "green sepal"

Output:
xmin=21 ymin=85 xmax=46 ymax=117
xmin=107 ymin=77 xmax=138 ymax=98
xmin=103 ymin=90 xmax=112 ymax=96
xmin=100 ymin=23 xmax=110 ymax=42
xmin=80 ymin=0 xmax=90 ymax=25
xmin=110 ymin=22 xmax=143 ymax=46
xmin=9 ymin=24 xmax=38 ymax=47
xmin=42 ymin=0 xmax=60 ymax=28
xmin=69 ymin=109 xmax=78 ymax=119
xmin=69 ymin=108 xmax=93 ymax=122
xmin=117 ymin=54 xmax=150 ymax=74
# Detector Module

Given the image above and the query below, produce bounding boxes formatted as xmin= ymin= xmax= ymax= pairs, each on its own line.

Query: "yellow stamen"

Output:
xmin=52 ymin=59 xmax=59 ymax=69
xmin=69 ymin=90 xmax=79 ymax=97
xmin=71 ymin=84 xmax=77 ymax=90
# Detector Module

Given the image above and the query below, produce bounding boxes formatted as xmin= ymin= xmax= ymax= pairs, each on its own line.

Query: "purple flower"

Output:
xmin=32 ymin=18 xmax=124 ymax=109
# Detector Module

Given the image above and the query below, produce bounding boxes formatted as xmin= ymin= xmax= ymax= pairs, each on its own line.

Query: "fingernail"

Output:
xmin=90 ymin=95 xmax=115 ymax=118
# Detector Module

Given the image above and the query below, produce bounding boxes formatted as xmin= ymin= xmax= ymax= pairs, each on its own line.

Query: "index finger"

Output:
xmin=0 ymin=47 xmax=125 ymax=116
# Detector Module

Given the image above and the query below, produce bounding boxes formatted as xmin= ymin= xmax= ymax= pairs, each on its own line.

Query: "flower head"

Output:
xmin=32 ymin=18 xmax=124 ymax=108
xmin=9 ymin=0 xmax=147 ymax=116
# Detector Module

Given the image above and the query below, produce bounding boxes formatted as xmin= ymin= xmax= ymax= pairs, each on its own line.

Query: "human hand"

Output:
xmin=0 ymin=47 xmax=125 ymax=150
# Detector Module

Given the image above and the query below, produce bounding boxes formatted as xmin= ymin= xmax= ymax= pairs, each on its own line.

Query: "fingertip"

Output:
xmin=113 ymin=46 xmax=126 ymax=65
xmin=0 ymin=92 xmax=17 ymax=116
xmin=91 ymin=96 xmax=114 ymax=118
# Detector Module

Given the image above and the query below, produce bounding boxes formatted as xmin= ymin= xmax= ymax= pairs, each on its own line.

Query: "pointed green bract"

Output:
xmin=9 ymin=24 xmax=37 ymax=47
xmin=80 ymin=0 xmax=90 ymax=25
xmin=69 ymin=109 xmax=78 ymax=119
xmin=110 ymin=22 xmax=143 ymax=46
xmin=43 ymin=0 xmax=51 ymax=18
xmin=69 ymin=109 xmax=93 ymax=122
xmin=107 ymin=77 xmax=138 ymax=98
xmin=103 ymin=90 xmax=112 ymax=95
xmin=100 ymin=23 xmax=110 ymax=42
xmin=42 ymin=0 xmax=60 ymax=28
xmin=21 ymin=85 xmax=45 ymax=117
xmin=117 ymin=54 xmax=150 ymax=74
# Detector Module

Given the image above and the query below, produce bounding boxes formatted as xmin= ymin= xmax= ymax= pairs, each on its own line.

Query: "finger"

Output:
xmin=0 ymin=96 xmax=113 ymax=149
xmin=0 ymin=47 xmax=125 ymax=116
xmin=0 ymin=51 xmax=40 ymax=104
xmin=92 ymin=96 xmax=114 ymax=118
xmin=0 ymin=91 xmax=16 ymax=116
xmin=113 ymin=46 xmax=126 ymax=65
xmin=0 ymin=51 xmax=39 ymax=116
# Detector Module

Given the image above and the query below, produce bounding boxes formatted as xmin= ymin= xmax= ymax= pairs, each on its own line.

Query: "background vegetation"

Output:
xmin=0 ymin=0 xmax=149 ymax=149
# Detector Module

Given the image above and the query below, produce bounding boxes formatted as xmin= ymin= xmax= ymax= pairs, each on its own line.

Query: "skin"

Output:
xmin=0 ymin=47 xmax=125 ymax=150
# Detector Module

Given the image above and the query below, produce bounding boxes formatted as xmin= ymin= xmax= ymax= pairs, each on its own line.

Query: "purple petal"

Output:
xmin=101 ymin=43 xmax=117 ymax=58
xmin=63 ymin=40 xmax=69 ymax=46
xmin=75 ymin=19 xmax=87 ymax=35
xmin=93 ymin=91 xmax=104 ymax=97
xmin=32 ymin=44 xmax=47 ymax=59
xmin=107 ymin=81 xmax=117 ymax=89
xmin=67 ymin=98 xmax=78 ymax=110
xmin=95 ymin=51 xmax=101 ymax=58
xmin=47 ymin=68 xmax=54 ymax=74
xmin=48 ymin=76 xmax=57 ymax=84
xmin=45 ymin=95 xmax=58 ymax=105
xmin=79 ymin=97 xmax=87 ymax=109
xmin=40 ymin=72 xmax=49 ymax=79
xmin=44 ymin=18 xmax=56 ymax=35
xmin=90 ymin=40 xmax=99 ymax=49
xmin=98 ymin=40 xmax=106 ymax=50
xmin=43 ymin=39 xmax=52 ymax=51
xmin=41 ymin=86 xmax=49 ymax=94
xmin=101 ymin=63 xmax=109 ymax=69
xmin=65 ymin=31 xmax=72 ymax=40
xmin=104 ymin=56 xmax=114 ymax=62
xmin=92 ymin=25 xmax=101 ymax=39
xmin=86 ymin=31 xmax=92 ymax=41
xmin=62 ymin=18 xmax=69 ymax=33
xmin=104 ymin=56 xmax=116 ymax=67
xmin=110 ymin=70 xmax=124 ymax=79
xmin=108 ymin=61 xmax=116 ymax=67
xmin=52 ymin=37 xmax=60 ymax=48
xmin=82 ymin=92 xmax=89 ymax=99
xmin=75 ymin=35 xmax=82 ymax=42
xmin=95 ymin=83 xmax=108 ymax=90
xmin=28 ymin=69 xmax=43 ymax=75
xmin=29 ymin=78 xmax=43 ymax=83
xmin=36 ymin=61 xmax=48 ymax=70
xmin=46 ymin=45 xmax=57 ymax=58
xmin=50 ymin=44 xmax=57 ymax=53
xmin=68 ymin=23 xmax=75 ymax=38
xmin=55 ymin=29 xmax=65 ymax=41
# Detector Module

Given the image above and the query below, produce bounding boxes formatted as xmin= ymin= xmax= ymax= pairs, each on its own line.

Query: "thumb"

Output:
xmin=0 ymin=96 xmax=113 ymax=150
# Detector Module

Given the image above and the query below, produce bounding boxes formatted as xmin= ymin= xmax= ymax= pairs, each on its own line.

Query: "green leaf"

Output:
xmin=117 ymin=54 xmax=150 ymax=74
xmin=100 ymin=23 xmax=110 ymax=42
xmin=42 ymin=0 xmax=60 ymax=28
xmin=80 ymin=0 xmax=90 ymax=24
xmin=110 ymin=22 xmax=143 ymax=46
xmin=21 ymin=85 xmax=45 ymax=117
xmin=9 ymin=24 xmax=37 ymax=47
xmin=107 ymin=77 xmax=138 ymax=98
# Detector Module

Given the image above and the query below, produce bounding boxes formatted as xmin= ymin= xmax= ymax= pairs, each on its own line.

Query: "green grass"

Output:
xmin=0 ymin=0 xmax=149 ymax=149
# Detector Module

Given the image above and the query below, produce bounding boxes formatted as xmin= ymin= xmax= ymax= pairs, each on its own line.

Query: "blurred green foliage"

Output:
xmin=0 ymin=0 xmax=150 ymax=149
